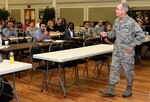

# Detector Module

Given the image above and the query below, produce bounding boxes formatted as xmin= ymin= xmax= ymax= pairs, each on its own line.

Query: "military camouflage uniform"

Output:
xmin=94 ymin=24 xmax=104 ymax=35
xmin=81 ymin=27 xmax=95 ymax=37
xmin=107 ymin=15 xmax=145 ymax=86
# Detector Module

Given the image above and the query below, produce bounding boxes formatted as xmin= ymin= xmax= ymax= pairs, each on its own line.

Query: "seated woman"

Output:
xmin=46 ymin=20 xmax=56 ymax=32
xmin=25 ymin=21 xmax=36 ymax=37
xmin=102 ymin=23 xmax=114 ymax=44
xmin=64 ymin=22 xmax=75 ymax=40
xmin=46 ymin=20 xmax=61 ymax=39
xmin=22 ymin=20 xmax=29 ymax=32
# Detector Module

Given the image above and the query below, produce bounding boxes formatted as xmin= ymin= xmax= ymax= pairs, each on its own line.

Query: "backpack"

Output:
xmin=0 ymin=78 xmax=14 ymax=102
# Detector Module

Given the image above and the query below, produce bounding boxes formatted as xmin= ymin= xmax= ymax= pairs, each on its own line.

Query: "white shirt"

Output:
xmin=68 ymin=28 xmax=73 ymax=38
xmin=35 ymin=23 xmax=40 ymax=28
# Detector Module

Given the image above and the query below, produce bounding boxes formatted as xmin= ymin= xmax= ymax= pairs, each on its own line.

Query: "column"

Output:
xmin=5 ymin=0 xmax=9 ymax=10
xmin=121 ymin=0 xmax=126 ymax=3
xmin=52 ymin=0 xmax=57 ymax=20
xmin=52 ymin=0 xmax=56 ymax=9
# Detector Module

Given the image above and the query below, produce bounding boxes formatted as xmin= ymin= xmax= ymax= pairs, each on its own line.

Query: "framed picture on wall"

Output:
xmin=133 ymin=10 xmax=150 ymax=25
xmin=39 ymin=10 xmax=44 ymax=19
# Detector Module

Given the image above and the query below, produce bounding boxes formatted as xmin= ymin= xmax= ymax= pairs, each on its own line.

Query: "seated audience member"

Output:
xmin=2 ymin=21 xmax=17 ymax=37
xmin=25 ymin=21 xmax=36 ymax=37
xmin=102 ymin=23 xmax=114 ymax=44
xmin=33 ymin=22 xmax=50 ymax=42
xmin=94 ymin=19 xmax=104 ymax=35
xmin=80 ymin=21 xmax=95 ymax=37
xmin=35 ymin=19 xmax=41 ymax=29
xmin=64 ymin=22 xmax=75 ymax=40
xmin=62 ymin=18 xmax=67 ymax=29
xmin=54 ymin=18 xmax=65 ymax=33
xmin=135 ymin=21 xmax=145 ymax=57
xmin=0 ymin=20 xmax=2 ymax=32
xmin=47 ymin=20 xmax=61 ymax=39
xmin=10 ymin=17 xmax=16 ymax=25
xmin=2 ymin=19 xmax=8 ymax=29
xmin=138 ymin=21 xmax=145 ymax=31
xmin=22 ymin=20 xmax=29 ymax=32
xmin=46 ymin=20 xmax=56 ymax=32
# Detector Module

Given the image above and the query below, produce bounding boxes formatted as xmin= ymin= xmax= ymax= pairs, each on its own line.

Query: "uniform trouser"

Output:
xmin=109 ymin=50 xmax=135 ymax=86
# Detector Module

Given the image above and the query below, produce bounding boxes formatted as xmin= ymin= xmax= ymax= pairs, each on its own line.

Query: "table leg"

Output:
xmin=13 ymin=73 xmax=20 ymax=102
xmin=58 ymin=63 xmax=66 ymax=98
xmin=0 ymin=77 xmax=3 ymax=95
xmin=41 ymin=61 xmax=49 ymax=92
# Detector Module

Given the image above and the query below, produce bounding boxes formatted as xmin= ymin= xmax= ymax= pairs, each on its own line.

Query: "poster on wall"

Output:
xmin=133 ymin=10 xmax=150 ymax=25
xmin=39 ymin=10 xmax=44 ymax=19
xmin=133 ymin=10 xmax=150 ymax=33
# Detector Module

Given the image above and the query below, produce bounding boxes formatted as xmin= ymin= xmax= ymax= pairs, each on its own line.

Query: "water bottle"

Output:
xmin=0 ymin=34 xmax=2 ymax=47
xmin=9 ymin=52 xmax=14 ymax=64
xmin=83 ymin=32 xmax=85 ymax=39
xmin=0 ymin=55 xmax=3 ymax=62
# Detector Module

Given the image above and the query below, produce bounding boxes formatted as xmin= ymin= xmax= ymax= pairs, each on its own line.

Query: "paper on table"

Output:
xmin=54 ymin=40 xmax=65 ymax=43
xmin=44 ymin=39 xmax=54 ymax=42
xmin=0 ymin=46 xmax=9 ymax=49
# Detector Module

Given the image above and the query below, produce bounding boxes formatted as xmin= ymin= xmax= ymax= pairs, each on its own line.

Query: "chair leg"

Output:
xmin=48 ymin=71 xmax=54 ymax=84
xmin=85 ymin=62 xmax=89 ymax=78
xmin=107 ymin=62 xmax=110 ymax=74
xmin=71 ymin=68 xmax=75 ymax=77
xmin=74 ymin=66 xmax=79 ymax=84
xmin=74 ymin=67 xmax=77 ymax=83
xmin=98 ymin=61 xmax=110 ymax=79
xmin=93 ymin=62 xmax=98 ymax=73
xmin=94 ymin=62 xmax=100 ymax=79
xmin=143 ymin=48 xmax=149 ymax=57
xmin=137 ymin=54 xmax=142 ymax=64
xmin=76 ymin=66 xmax=79 ymax=84
xmin=99 ymin=63 xmax=104 ymax=74
xmin=28 ymin=68 xmax=35 ymax=88
xmin=82 ymin=62 xmax=89 ymax=78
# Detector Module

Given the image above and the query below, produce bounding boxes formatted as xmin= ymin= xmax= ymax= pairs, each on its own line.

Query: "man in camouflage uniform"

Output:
xmin=100 ymin=3 xmax=145 ymax=97
xmin=94 ymin=19 xmax=104 ymax=35
xmin=80 ymin=21 xmax=95 ymax=37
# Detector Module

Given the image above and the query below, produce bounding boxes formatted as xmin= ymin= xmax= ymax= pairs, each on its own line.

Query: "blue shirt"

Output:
xmin=33 ymin=29 xmax=48 ymax=42
xmin=2 ymin=28 xmax=17 ymax=37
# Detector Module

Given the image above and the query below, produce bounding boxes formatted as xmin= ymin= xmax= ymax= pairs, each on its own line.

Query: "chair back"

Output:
xmin=49 ymin=43 xmax=60 ymax=52
xmin=2 ymin=38 xmax=11 ymax=45
xmin=18 ymin=38 xmax=28 ymax=43
xmin=29 ymin=44 xmax=43 ymax=62
xmin=60 ymin=41 xmax=73 ymax=50
xmin=83 ymin=38 xmax=101 ymax=47
xmin=83 ymin=39 xmax=93 ymax=47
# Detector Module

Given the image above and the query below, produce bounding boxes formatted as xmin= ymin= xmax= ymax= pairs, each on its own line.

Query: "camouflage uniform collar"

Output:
xmin=116 ymin=15 xmax=130 ymax=22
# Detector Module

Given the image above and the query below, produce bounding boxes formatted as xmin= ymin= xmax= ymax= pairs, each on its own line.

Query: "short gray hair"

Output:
xmin=121 ymin=3 xmax=129 ymax=13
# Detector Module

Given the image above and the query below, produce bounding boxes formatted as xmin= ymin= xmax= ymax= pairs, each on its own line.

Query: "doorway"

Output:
xmin=24 ymin=9 xmax=35 ymax=23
